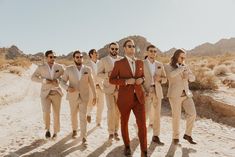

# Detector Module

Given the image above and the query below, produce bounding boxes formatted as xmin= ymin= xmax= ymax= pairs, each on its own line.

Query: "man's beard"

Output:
xmin=110 ymin=51 xmax=117 ymax=57
xmin=74 ymin=61 xmax=82 ymax=66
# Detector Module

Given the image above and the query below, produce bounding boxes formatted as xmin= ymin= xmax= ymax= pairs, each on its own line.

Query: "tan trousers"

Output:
xmin=169 ymin=96 xmax=196 ymax=139
xmin=87 ymin=87 xmax=105 ymax=124
xmin=69 ymin=97 xmax=88 ymax=139
xmin=105 ymin=91 xmax=120 ymax=134
xmin=145 ymin=90 xmax=162 ymax=136
xmin=41 ymin=91 xmax=61 ymax=133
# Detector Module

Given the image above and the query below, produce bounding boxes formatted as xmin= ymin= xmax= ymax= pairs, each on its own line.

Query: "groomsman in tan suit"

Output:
xmin=60 ymin=50 xmax=96 ymax=143
xmin=97 ymin=42 xmax=122 ymax=140
xmin=31 ymin=50 xmax=64 ymax=139
xmin=143 ymin=45 xmax=167 ymax=145
xmin=86 ymin=49 xmax=105 ymax=126
xmin=165 ymin=49 xmax=197 ymax=145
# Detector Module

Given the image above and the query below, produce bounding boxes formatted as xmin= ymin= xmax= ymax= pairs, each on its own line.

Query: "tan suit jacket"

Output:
xmin=85 ymin=60 xmax=104 ymax=90
xmin=164 ymin=64 xmax=195 ymax=98
xmin=143 ymin=60 xmax=167 ymax=99
xmin=97 ymin=55 xmax=122 ymax=94
xmin=60 ymin=64 xmax=96 ymax=103
xmin=31 ymin=63 xmax=64 ymax=98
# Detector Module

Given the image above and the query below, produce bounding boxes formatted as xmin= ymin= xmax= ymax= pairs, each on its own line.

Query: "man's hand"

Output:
xmin=154 ymin=75 xmax=161 ymax=82
xmin=125 ymin=78 xmax=136 ymax=85
xmin=92 ymin=98 xmax=96 ymax=106
xmin=182 ymin=70 xmax=189 ymax=80
xmin=135 ymin=78 xmax=144 ymax=85
xmin=67 ymin=86 xmax=76 ymax=93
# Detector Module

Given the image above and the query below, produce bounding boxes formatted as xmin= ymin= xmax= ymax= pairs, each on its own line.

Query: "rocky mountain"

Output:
xmin=188 ymin=38 xmax=235 ymax=56
xmin=1 ymin=45 xmax=25 ymax=59
xmin=97 ymin=35 xmax=162 ymax=59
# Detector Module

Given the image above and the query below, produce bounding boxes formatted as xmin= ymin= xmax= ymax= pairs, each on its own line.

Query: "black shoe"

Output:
xmin=52 ymin=133 xmax=57 ymax=139
xmin=45 ymin=131 xmax=51 ymax=139
xmin=172 ymin=139 xmax=179 ymax=145
xmin=72 ymin=130 xmax=77 ymax=138
xmin=141 ymin=151 xmax=148 ymax=157
xmin=114 ymin=133 xmax=120 ymax=141
xmin=124 ymin=145 xmax=131 ymax=156
xmin=183 ymin=134 xmax=197 ymax=144
xmin=152 ymin=136 xmax=164 ymax=145
xmin=87 ymin=116 xmax=91 ymax=123
xmin=109 ymin=134 xmax=114 ymax=140
xmin=82 ymin=138 xmax=87 ymax=144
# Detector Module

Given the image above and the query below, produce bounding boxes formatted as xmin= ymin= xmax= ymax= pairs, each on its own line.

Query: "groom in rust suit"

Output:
xmin=110 ymin=39 xmax=147 ymax=157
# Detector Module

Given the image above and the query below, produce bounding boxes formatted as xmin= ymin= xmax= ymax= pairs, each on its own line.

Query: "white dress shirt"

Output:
xmin=147 ymin=58 xmax=156 ymax=85
xmin=125 ymin=55 xmax=136 ymax=75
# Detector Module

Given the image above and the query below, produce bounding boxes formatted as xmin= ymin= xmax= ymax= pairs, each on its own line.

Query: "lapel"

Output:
xmin=44 ymin=64 xmax=53 ymax=79
xmin=144 ymin=60 xmax=151 ymax=78
xmin=124 ymin=57 xmax=133 ymax=77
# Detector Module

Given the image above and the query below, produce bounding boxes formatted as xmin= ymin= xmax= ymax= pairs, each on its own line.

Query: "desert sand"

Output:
xmin=0 ymin=65 xmax=235 ymax=157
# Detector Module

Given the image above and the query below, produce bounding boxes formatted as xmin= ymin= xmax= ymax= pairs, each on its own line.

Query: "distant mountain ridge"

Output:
xmin=1 ymin=36 xmax=235 ymax=59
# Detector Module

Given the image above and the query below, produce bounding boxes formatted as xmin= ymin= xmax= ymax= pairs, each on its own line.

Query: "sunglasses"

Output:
xmin=126 ymin=45 xmax=135 ymax=48
xmin=75 ymin=56 xmax=83 ymax=59
xmin=149 ymin=50 xmax=157 ymax=53
xmin=111 ymin=48 xmax=119 ymax=51
xmin=48 ymin=56 xmax=56 ymax=59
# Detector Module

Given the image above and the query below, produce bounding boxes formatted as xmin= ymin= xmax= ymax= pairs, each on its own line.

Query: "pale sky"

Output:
xmin=0 ymin=0 xmax=234 ymax=55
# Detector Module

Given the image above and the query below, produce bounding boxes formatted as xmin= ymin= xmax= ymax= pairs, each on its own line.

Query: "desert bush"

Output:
xmin=8 ymin=66 xmax=24 ymax=76
xmin=9 ymin=57 xmax=32 ymax=68
xmin=214 ymin=64 xmax=230 ymax=76
xmin=190 ymin=67 xmax=219 ymax=90
xmin=229 ymin=63 xmax=235 ymax=74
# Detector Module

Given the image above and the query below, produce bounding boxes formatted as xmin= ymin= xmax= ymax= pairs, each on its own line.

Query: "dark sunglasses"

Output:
xmin=149 ymin=50 xmax=157 ymax=53
xmin=111 ymin=48 xmax=119 ymax=51
xmin=126 ymin=45 xmax=135 ymax=48
xmin=48 ymin=56 xmax=56 ymax=59
xmin=75 ymin=56 xmax=83 ymax=59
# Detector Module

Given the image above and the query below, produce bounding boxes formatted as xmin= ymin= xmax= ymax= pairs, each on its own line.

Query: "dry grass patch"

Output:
xmin=214 ymin=64 xmax=230 ymax=76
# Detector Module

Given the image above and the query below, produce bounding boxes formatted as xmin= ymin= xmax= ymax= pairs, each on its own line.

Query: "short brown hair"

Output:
xmin=146 ymin=45 xmax=156 ymax=51
xmin=73 ymin=50 xmax=82 ymax=58
xmin=123 ymin=39 xmax=134 ymax=47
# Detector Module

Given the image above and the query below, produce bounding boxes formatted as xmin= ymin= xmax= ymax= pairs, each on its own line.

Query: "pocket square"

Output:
xmin=55 ymin=70 xmax=59 ymax=73
xmin=139 ymin=68 xmax=143 ymax=70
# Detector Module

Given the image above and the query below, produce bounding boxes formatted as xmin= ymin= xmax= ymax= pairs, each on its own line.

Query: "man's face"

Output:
xmin=109 ymin=44 xmax=119 ymax=57
xmin=47 ymin=53 xmax=56 ymax=64
xmin=124 ymin=41 xmax=135 ymax=56
xmin=147 ymin=48 xmax=157 ymax=59
xmin=177 ymin=53 xmax=186 ymax=64
xmin=91 ymin=51 xmax=98 ymax=61
xmin=74 ymin=53 xmax=83 ymax=66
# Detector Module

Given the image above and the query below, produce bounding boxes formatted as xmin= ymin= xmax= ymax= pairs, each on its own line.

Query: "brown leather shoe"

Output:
xmin=141 ymin=151 xmax=148 ymax=157
xmin=114 ymin=133 xmax=120 ymax=141
xmin=87 ymin=115 xmax=91 ymax=123
xmin=109 ymin=134 xmax=114 ymax=140
xmin=152 ymin=136 xmax=164 ymax=145
xmin=45 ymin=131 xmax=51 ymax=139
xmin=183 ymin=134 xmax=197 ymax=144
xmin=172 ymin=139 xmax=179 ymax=145
xmin=72 ymin=130 xmax=77 ymax=138
xmin=124 ymin=145 xmax=131 ymax=156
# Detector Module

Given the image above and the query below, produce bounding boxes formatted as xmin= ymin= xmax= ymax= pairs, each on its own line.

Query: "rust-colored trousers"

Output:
xmin=117 ymin=94 xmax=147 ymax=152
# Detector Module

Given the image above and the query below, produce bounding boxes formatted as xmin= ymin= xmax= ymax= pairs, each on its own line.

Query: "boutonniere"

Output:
xmin=55 ymin=70 xmax=59 ymax=73
xmin=157 ymin=66 xmax=161 ymax=69
xmin=83 ymin=71 xmax=88 ymax=74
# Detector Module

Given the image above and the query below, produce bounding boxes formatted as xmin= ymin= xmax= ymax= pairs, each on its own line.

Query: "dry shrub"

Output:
xmin=56 ymin=59 xmax=74 ymax=66
xmin=190 ymin=67 xmax=219 ymax=90
xmin=222 ymin=60 xmax=234 ymax=66
xmin=229 ymin=63 xmax=235 ymax=74
xmin=8 ymin=66 xmax=24 ymax=76
xmin=222 ymin=76 xmax=235 ymax=88
xmin=214 ymin=64 xmax=230 ymax=76
xmin=9 ymin=57 xmax=32 ymax=68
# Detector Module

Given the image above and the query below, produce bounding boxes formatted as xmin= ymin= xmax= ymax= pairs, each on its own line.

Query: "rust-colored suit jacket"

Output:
xmin=109 ymin=57 xmax=145 ymax=105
